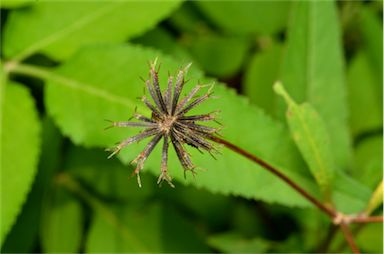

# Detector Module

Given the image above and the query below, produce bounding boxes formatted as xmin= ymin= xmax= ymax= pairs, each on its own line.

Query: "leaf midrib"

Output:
xmin=11 ymin=63 xmax=149 ymax=114
xmin=12 ymin=2 xmax=124 ymax=62
xmin=293 ymin=105 xmax=330 ymax=190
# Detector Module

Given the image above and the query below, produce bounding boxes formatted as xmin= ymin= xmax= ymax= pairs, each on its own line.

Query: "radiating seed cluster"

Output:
xmin=106 ymin=59 xmax=220 ymax=187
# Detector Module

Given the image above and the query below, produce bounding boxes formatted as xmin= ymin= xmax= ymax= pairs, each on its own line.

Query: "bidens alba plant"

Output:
xmin=106 ymin=59 xmax=220 ymax=187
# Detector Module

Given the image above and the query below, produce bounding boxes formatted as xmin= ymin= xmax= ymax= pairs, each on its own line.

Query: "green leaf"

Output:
xmin=356 ymin=223 xmax=383 ymax=253
xmin=196 ymin=1 xmax=290 ymax=35
xmin=1 ymin=117 xmax=62 ymax=253
xmin=3 ymin=1 xmax=182 ymax=61
xmin=11 ymin=44 xmax=369 ymax=209
xmin=207 ymin=232 xmax=269 ymax=253
xmin=243 ymin=42 xmax=282 ymax=116
xmin=280 ymin=0 xmax=351 ymax=171
xmin=0 ymin=0 xmax=34 ymax=8
xmin=347 ymin=51 xmax=382 ymax=137
xmin=0 ymin=82 xmax=41 ymax=246
xmin=184 ymin=34 xmax=250 ymax=77
xmin=17 ymin=43 xmax=312 ymax=207
xmin=353 ymin=135 xmax=383 ymax=189
xmin=133 ymin=27 xmax=193 ymax=63
xmin=274 ymin=82 xmax=335 ymax=201
xmin=86 ymin=203 xmax=209 ymax=252
xmin=40 ymin=44 xmax=315 ymax=207
xmin=358 ymin=6 xmax=383 ymax=80
xmin=66 ymin=146 xmax=155 ymax=202
xmin=365 ymin=181 xmax=383 ymax=215
xmin=40 ymin=188 xmax=83 ymax=253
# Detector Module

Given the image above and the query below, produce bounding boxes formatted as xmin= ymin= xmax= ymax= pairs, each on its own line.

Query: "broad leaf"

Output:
xmin=274 ymin=82 xmax=335 ymax=201
xmin=86 ymin=203 xmax=208 ymax=252
xmin=196 ymin=1 xmax=290 ymax=35
xmin=280 ymin=1 xmax=351 ymax=171
xmin=3 ymin=1 xmax=182 ymax=61
xmin=243 ymin=42 xmax=282 ymax=116
xmin=0 ymin=82 xmax=41 ymax=246
xmin=11 ymin=44 xmax=370 ymax=209
xmin=39 ymin=44 xmax=314 ymax=207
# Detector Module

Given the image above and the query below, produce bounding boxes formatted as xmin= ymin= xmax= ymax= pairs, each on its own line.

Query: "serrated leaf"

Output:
xmin=280 ymin=0 xmax=351 ymax=171
xmin=3 ymin=1 xmax=182 ymax=61
xmin=37 ymin=44 xmax=314 ymax=207
xmin=86 ymin=203 xmax=208 ymax=252
xmin=243 ymin=42 xmax=282 ymax=116
xmin=1 ymin=117 xmax=62 ymax=253
xmin=11 ymin=44 xmax=370 ymax=209
xmin=274 ymin=82 xmax=335 ymax=201
xmin=40 ymin=188 xmax=83 ymax=253
xmin=196 ymin=1 xmax=290 ymax=35
xmin=0 ymin=82 xmax=41 ymax=246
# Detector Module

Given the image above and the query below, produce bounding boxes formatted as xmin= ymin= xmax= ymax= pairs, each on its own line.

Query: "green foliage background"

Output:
xmin=0 ymin=0 xmax=382 ymax=252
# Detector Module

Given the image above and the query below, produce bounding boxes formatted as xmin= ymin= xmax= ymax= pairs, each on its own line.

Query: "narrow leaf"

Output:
xmin=274 ymin=82 xmax=335 ymax=201
xmin=365 ymin=181 xmax=383 ymax=215
xmin=281 ymin=0 xmax=351 ymax=170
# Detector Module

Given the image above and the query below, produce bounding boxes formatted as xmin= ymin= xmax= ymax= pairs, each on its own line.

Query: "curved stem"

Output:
xmin=209 ymin=136 xmax=337 ymax=218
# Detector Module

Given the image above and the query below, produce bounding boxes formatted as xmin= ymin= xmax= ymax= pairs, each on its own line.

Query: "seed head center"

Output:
xmin=160 ymin=116 xmax=177 ymax=133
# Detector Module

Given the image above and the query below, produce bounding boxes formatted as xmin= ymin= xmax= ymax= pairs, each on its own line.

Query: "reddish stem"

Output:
xmin=339 ymin=223 xmax=361 ymax=254
xmin=349 ymin=215 xmax=384 ymax=224
xmin=209 ymin=136 xmax=337 ymax=218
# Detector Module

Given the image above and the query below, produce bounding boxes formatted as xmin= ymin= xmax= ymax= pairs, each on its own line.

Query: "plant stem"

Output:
xmin=209 ymin=136 xmax=337 ymax=218
xmin=339 ymin=223 xmax=360 ymax=254
xmin=349 ymin=215 xmax=384 ymax=223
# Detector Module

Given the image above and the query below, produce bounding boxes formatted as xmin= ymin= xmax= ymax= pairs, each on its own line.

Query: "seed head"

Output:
xmin=106 ymin=59 xmax=221 ymax=187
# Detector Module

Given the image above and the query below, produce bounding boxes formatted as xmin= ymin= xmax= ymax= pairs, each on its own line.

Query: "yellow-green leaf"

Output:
xmin=274 ymin=82 xmax=335 ymax=201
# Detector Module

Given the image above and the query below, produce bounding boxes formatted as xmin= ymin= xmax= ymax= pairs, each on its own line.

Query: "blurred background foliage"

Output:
xmin=0 ymin=0 xmax=382 ymax=253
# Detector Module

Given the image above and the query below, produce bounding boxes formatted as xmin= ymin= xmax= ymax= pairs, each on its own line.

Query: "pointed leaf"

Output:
xmin=0 ymin=82 xmax=41 ymax=245
xmin=281 ymin=0 xmax=351 ymax=170
xmin=274 ymin=82 xmax=335 ymax=201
